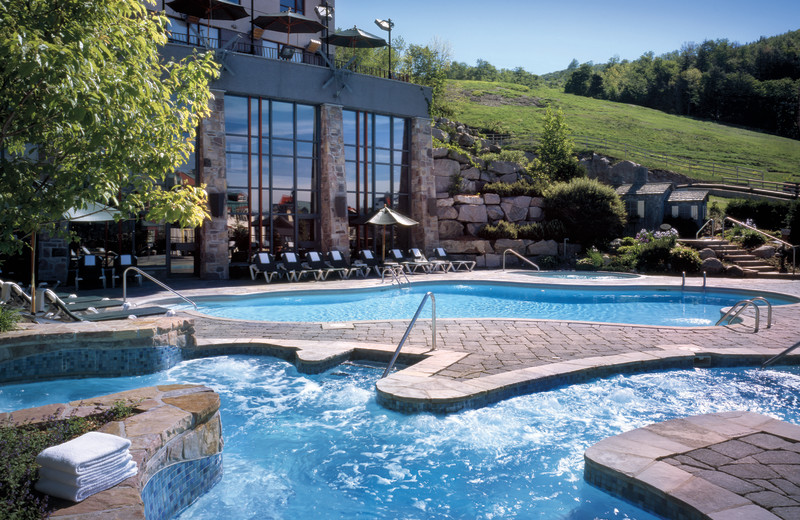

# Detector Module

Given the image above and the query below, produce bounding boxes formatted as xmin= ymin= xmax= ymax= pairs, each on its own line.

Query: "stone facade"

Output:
xmin=198 ymin=90 xmax=229 ymax=280
xmin=410 ymin=117 xmax=438 ymax=251
xmin=319 ymin=104 xmax=351 ymax=258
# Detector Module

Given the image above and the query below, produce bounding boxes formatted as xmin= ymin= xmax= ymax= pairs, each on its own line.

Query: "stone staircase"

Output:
xmin=680 ymin=238 xmax=781 ymax=277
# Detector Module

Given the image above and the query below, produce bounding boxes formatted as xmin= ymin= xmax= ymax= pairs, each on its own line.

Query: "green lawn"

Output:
xmin=447 ymin=80 xmax=800 ymax=183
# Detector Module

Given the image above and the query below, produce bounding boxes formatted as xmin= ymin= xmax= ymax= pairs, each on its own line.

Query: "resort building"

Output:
xmin=34 ymin=0 xmax=436 ymax=284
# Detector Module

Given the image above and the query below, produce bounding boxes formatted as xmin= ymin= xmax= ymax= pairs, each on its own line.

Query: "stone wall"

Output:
xmin=319 ymin=104 xmax=351 ymax=257
xmin=198 ymin=90 xmax=229 ymax=280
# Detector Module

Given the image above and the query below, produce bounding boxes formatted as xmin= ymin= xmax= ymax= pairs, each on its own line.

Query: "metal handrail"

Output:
xmin=721 ymin=217 xmax=796 ymax=274
xmin=761 ymin=340 xmax=800 ymax=369
xmin=696 ymin=219 xmax=717 ymax=239
xmin=122 ymin=267 xmax=198 ymax=311
xmin=380 ymin=292 xmax=436 ymax=379
xmin=502 ymin=249 xmax=540 ymax=271
xmin=681 ymin=271 xmax=708 ymax=288
xmin=714 ymin=297 xmax=772 ymax=333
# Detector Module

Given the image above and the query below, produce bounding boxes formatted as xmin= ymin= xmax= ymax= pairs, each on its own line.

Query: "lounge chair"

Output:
xmin=249 ymin=252 xmax=283 ymax=283
xmin=111 ymin=254 xmax=143 ymax=288
xmin=303 ymin=251 xmax=340 ymax=281
xmin=75 ymin=255 xmax=106 ymax=290
xmin=0 ymin=280 xmax=32 ymax=306
xmin=388 ymin=249 xmax=429 ymax=274
xmin=280 ymin=252 xmax=310 ymax=282
xmin=42 ymin=290 xmax=169 ymax=322
xmin=356 ymin=250 xmax=381 ymax=277
xmin=326 ymin=250 xmax=367 ymax=279
xmin=431 ymin=247 xmax=475 ymax=272
xmin=407 ymin=248 xmax=436 ymax=273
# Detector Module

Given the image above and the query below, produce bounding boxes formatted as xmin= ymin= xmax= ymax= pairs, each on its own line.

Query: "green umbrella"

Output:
xmin=366 ymin=205 xmax=417 ymax=261
xmin=323 ymin=26 xmax=387 ymax=49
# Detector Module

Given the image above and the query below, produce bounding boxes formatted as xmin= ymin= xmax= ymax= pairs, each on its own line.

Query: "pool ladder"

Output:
xmin=761 ymin=340 xmax=800 ymax=369
xmin=502 ymin=249 xmax=540 ymax=271
xmin=381 ymin=292 xmax=436 ymax=378
xmin=715 ymin=296 xmax=772 ymax=333
xmin=122 ymin=267 xmax=198 ymax=310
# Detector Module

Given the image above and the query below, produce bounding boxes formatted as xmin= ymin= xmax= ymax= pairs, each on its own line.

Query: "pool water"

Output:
xmin=176 ymin=282 xmax=798 ymax=326
xmin=523 ymin=271 xmax=640 ymax=280
xmin=2 ymin=357 xmax=799 ymax=519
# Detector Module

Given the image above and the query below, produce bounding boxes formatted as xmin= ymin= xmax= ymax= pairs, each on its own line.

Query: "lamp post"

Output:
xmin=315 ymin=1 xmax=334 ymax=61
xmin=374 ymin=18 xmax=394 ymax=78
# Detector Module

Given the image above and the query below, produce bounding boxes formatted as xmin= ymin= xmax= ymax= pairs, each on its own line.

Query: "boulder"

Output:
xmin=461 ymin=167 xmax=482 ymax=181
xmin=701 ymin=257 xmax=724 ymax=274
xmin=498 ymin=172 xmax=520 ymax=184
xmin=528 ymin=240 xmax=558 ymax=256
xmin=726 ymin=265 xmax=745 ymax=278
xmin=494 ymin=239 xmax=527 ymax=255
xmin=448 ymin=149 xmax=473 ymax=165
xmin=435 ymin=175 xmax=452 ymax=193
xmin=458 ymin=204 xmax=488 ymax=223
xmin=487 ymin=205 xmax=505 ymax=221
xmin=752 ymin=245 xmax=776 ymax=259
xmin=431 ymin=127 xmax=449 ymax=143
xmin=453 ymin=194 xmax=483 ymax=205
xmin=441 ymin=239 xmax=492 ymax=254
xmin=437 ymin=206 xmax=458 ymax=220
xmin=438 ymin=220 xmax=464 ymax=239
xmin=530 ymin=197 xmax=544 ymax=208
xmin=528 ymin=207 xmax=543 ymax=221
xmin=434 ymin=158 xmax=460 ymax=178
xmin=501 ymin=196 xmax=532 ymax=222
xmin=480 ymin=253 xmax=502 ymax=268
xmin=432 ymin=147 xmax=449 ymax=159
xmin=698 ymin=248 xmax=717 ymax=260
xmin=483 ymin=193 xmax=501 ymax=205
xmin=465 ymin=223 xmax=485 ymax=236
xmin=436 ymin=197 xmax=454 ymax=207
xmin=488 ymin=160 xmax=520 ymax=175
xmin=457 ymin=132 xmax=476 ymax=148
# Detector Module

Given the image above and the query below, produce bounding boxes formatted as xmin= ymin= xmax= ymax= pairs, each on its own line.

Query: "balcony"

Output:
xmin=167 ymin=33 xmax=410 ymax=83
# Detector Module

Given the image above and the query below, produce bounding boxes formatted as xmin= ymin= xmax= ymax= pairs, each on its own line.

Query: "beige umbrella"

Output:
xmin=366 ymin=205 xmax=417 ymax=261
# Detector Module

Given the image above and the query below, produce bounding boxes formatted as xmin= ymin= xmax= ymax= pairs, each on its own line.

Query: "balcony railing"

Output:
xmin=167 ymin=34 xmax=410 ymax=83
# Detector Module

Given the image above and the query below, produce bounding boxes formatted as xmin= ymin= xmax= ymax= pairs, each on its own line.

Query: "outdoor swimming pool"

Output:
xmin=1 ymin=356 xmax=799 ymax=519
xmin=174 ymin=282 xmax=798 ymax=326
xmin=523 ymin=271 xmax=640 ymax=280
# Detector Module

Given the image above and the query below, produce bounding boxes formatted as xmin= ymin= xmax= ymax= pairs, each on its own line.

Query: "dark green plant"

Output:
xmin=482 ymin=180 xmax=545 ymax=197
xmin=544 ymin=178 xmax=626 ymax=248
xmin=787 ymin=200 xmax=800 ymax=245
xmin=478 ymin=221 xmax=518 ymax=240
xmin=576 ymin=257 xmax=599 ymax=271
xmin=529 ymin=107 xmax=586 ymax=182
xmin=605 ymin=253 xmax=637 ymax=272
xmin=620 ymin=236 xmax=637 ymax=247
xmin=726 ymin=199 xmax=790 ymax=231
xmin=668 ymin=245 xmax=702 ymax=273
xmin=0 ymin=305 xmax=21 ymax=332
xmin=448 ymin=173 xmax=467 ymax=196
xmin=517 ymin=222 xmax=544 ymax=240
xmin=536 ymin=255 xmax=559 ymax=269
xmin=635 ymin=238 xmax=673 ymax=272
xmin=740 ymin=229 xmax=767 ymax=249
xmin=543 ymin=219 xmax=567 ymax=240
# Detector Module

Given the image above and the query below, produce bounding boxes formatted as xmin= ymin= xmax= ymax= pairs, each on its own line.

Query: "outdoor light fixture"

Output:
xmin=279 ymin=45 xmax=295 ymax=60
xmin=374 ymin=18 xmax=394 ymax=78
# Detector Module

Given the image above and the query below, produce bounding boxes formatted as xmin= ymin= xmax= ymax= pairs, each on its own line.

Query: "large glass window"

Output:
xmin=225 ymin=96 xmax=319 ymax=258
xmin=166 ymin=18 xmax=219 ymax=48
xmin=344 ymin=110 xmax=410 ymax=254
xmin=280 ymin=0 xmax=304 ymax=15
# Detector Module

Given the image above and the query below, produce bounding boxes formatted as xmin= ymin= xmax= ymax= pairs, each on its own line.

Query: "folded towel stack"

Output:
xmin=35 ymin=431 xmax=138 ymax=502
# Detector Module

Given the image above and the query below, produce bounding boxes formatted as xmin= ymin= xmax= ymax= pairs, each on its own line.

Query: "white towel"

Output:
xmin=38 ymin=453 xmax=133 ymax=487
xmin=35 ymin=432 xmax=131 ymax=475
xmin=35 ymin=459 xmax=138 ymax=502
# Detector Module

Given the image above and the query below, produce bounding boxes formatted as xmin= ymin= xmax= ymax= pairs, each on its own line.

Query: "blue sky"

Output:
xmin=336 ymin=0 xmax=800 ymax=75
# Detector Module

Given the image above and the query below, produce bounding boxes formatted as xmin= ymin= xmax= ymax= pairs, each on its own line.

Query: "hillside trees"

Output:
xmin=530 ymin=108 xmax=585 ymax=182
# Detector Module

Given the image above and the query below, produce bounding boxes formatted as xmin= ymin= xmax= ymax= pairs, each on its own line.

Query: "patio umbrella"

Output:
xmin=252 ymin=11 xmax=325 ymax=44
xmin=323 ymin=26 xmax=387 ymax=49
xmin=166 ymin=0 xmax=248 ymax=21
xmin=63 ymin=202 xmax=121 ymax=223
xmin=366 ymin=205 xmax=417 ymax=261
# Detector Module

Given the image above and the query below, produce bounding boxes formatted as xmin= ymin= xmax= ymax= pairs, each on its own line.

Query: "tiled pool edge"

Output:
xmin=584 ymin=411 xmax=800 ymax=520
xmin=2 ymin=384 xmax=223 ymax=520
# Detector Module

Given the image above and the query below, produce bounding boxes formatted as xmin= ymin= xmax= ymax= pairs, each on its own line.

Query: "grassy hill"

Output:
xmin=446 ymin=80 xmax=800 ymax=184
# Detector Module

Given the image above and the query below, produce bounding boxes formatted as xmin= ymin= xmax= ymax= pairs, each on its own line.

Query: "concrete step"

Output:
xmin=724 ymin=254 xmax=757 ymax=261
xmin=756 ymin=272 xmax=800 ymax=280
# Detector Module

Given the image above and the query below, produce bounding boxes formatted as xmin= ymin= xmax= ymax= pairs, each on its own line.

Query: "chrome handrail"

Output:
xmin=122 ymin=267 xmax=198 ymax=311
xmin=502 ymin=249 xmax=540 ymax=271
xmin=748 ymin=296 xmax=772 ymax=329
xmin=380 ymin=292 xmax=436 ymax=379
xmin=722 ymin=216 xmax=796 ymax=274
xmin=696 ymin=218 xmax=717 ymax=239
xmin=761 ymin=340 xmax=800 ymax=369
xmin=715 ymin=297 xmax=771 ymax=333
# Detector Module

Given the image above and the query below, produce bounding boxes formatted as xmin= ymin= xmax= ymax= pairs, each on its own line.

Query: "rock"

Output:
xmin=528 ymin=240 xmax=558 ymax=256
xmin=726 ymin=265 xmax=745 ymax=277
xmin=483 ymin=193 xmax=501 ymax=205
xmin=458 ymin=204 xmax=488 ymax=223
xmin=494 ymin=239 xmax=527 ymax=255
xmin=481 ymin=253 xmax=502 ymax=268
xmin=752 ymin=245 xmax=776 ymax=259
xmin=434 ymin=158 xmax=460 ymax=178
xmin=530 ymin=197 xmax=544 ymax=207
xmin=440 ymin=239 xmax=493 ymax=254
xmin=432 ymin=147 xmax=449 ymax=159
xmin=487 ymin=205 xmax=505 ymax=221
xmin=501 ymin=196 xmax=532 ymax=222
xmin=457 ymin=132 xmax=476 ymax=148
xmin=478 ymin=138 xmax=492 ymax=153
xmin=698 ymin=248 xmax=717 ymax=260
xmin=609 ymin=160 xmax=641 ymax=184
xmin=489 ymin=144 xmax=502 ymax=153
xmin=448 ymin=149 xmax=473 ymax=165
xmin=702 ymin=257 xmax=724 ymax=274
xmin=431 ymin=127 xmax=449 ymax=143
xmin=436 ymin=197 xmax=454 ymax=207
xmin=528 ymin=207 xmax=543 ymax=221
xmin=465 ymin=223 xmax=485 ymax=236
xmin=437 ymin=206 xmax=458 ymax=220
xmin=488 ymin=160 xmax=520 ymax=175
xmin=435 ymin=175 xmax=452 ymax=193
xmin=462 ymin=180 xmax=478 ymax=193
xmin=462 ymin=167 xmax=482 ymax=181
xmin=453 ymin=194 xmax=483 ymax=205
xmin=438 ymin=220 xmax=464 ymax=239
xmin=498 ymin=172 xmax=520 ymax=184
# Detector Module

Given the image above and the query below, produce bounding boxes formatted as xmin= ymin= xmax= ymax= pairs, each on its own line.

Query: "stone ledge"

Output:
xmin=585 ymin=411 xmax=800 ymax=520
xmin=4 ymin=384 xmax=222 ymax=519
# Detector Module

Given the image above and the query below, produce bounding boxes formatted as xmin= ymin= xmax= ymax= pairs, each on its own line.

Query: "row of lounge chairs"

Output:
xmin=72 ymin=254 xmax=142 ymax=291
xmin=249 ymin=248 xmax=475 ymax=284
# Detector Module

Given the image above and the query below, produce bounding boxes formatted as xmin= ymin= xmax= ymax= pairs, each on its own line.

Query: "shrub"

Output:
xmin=517 ymin=222 xmax=544 ymax=240
xmin=605 ymin=254 xmax=637 ymax=272
xmin=636 ymin=238 xmax=673 ymax=272
xmin=787 ymin=200 xmax=800 ymax=245
xmin=620 ymin=236 xmax=637 ymax=247
xmin=544 ymin=178 xmax=626 ymax=248
xmin=479 ymin=149 xmax=530 ymax=169
xmin=576 ymin=257 xmax=598 ymax=271
xmin=668 ymin=245 xmax=702 ymax=273
xmin=448 ymin=173 xmax=466 ymax=196
xmin=478 ymin=220 xmax=518 ymax=240
xmin=740 ymin=230 xmax=767 ymax=249
xmin=536 ymin=255 xmax=559 ymax=269
xmin=726 ymin=199 xmax=789 ymax=230
xmin=0 ymin=305 xmax=20 ymax=332
xmin=482 ymin=179 xmax=545 ymax=197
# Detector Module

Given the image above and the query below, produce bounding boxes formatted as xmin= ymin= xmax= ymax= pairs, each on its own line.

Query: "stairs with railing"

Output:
xmin=680 ymin=238 xmax=779 ymax=276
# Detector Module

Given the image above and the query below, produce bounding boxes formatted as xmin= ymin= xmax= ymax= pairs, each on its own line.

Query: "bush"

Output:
xmin=537 ymin=255 xmax=559 ymax=269
xmin=668 ymin=245 xmax=702 ymax=273
xmin=478 ymin=220 xmax=518 ymax=240
xmin=482 ymin=179 xmax=545 ymax=197
xmin=636 ymin=238 xmax=674 ymax=272
xmin=726 ymin=199 xmax=789 ymax=230
xmin=740 ymin=230 xmax=767 ymax=249
xmin=544 ymin=178 xmax=626 ymax=248
xmin=517 ymin=222 xmax=543 ymax=240
xmin=0 ymin=305 xmax=20 ymax=332
xmin=788 ymin=200 xmax=800 ymax=245
xmin=576 ymin=257 xmax=598 ymax=271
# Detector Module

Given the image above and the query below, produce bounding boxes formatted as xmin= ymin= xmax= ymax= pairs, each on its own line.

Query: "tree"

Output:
xmin=0 ymin=0 xmax=219 ymax=261
xmin=530 ymin=108 xmax=584 ymax=182
xmin=401 ymin=41 xmax=453 ymax=117
xmin=544 ymin=178 xmax=626 ymax=249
